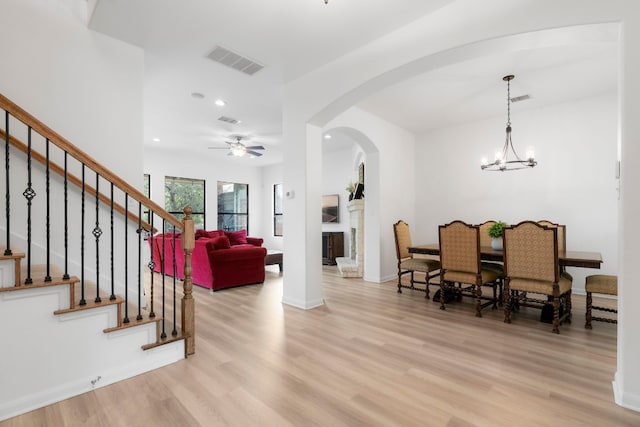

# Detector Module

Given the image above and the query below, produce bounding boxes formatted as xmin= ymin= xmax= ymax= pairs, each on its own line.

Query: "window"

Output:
xmin=143 ymin=174 xmax=150 ymax=224
xmin=164 ymin=176 xmax=206 ymax=229
xmin=217 ymin=181 xmax=248 ymax=232
xmin=274 ymin=183 xmax=283 ymax=236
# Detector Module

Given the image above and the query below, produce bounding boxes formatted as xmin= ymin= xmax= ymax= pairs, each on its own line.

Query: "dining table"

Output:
xmin=408 ymin=243 xmax=602 ymax=269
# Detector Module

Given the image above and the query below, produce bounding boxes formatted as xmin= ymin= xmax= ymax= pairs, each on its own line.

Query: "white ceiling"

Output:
xmin=89 ymin=0 xmax=618 ymax=166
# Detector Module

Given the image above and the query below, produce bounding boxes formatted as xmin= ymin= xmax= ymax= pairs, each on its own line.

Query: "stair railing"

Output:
xmin=0 ymin=93 xmax=195 ymax=355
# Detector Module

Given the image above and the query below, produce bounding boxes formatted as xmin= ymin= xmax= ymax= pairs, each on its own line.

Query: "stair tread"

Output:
xmin=0 ymin=252 xmax=25 ymax=260
xmin=103 ymin=316 xmax=160 ymax=333
xmin=141 ymin=332 xmax=187 ymax=351
xmin=53 ymin=295 xmax=124 ymax=315
xmin=0 ymin=275 xmax=80 ymax=293
xmin=0 ymin=246 xmax=25 ymax=259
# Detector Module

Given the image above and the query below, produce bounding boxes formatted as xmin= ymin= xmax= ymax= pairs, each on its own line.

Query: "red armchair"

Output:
xmin=149 ymin=229 xmax=266 ymax=291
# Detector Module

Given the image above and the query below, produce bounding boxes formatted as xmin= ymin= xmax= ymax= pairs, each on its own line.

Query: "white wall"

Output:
xmin=0 ymin=0 xmax=143 ymax=185
xmin=143 ymin=147 xmax=264 ymax=237
xmin=414 ymin=93 xmax=618 ymax=292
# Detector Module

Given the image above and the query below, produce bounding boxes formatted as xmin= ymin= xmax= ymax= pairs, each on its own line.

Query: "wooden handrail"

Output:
xmin=0 ymin=93 xmax=182 ymax=230
xmin=0 ymin=128 xmax=156 ymax=233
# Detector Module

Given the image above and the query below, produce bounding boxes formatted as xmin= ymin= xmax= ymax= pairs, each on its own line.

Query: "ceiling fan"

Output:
xmin=208 ymin=136 xmax=265 ymax=158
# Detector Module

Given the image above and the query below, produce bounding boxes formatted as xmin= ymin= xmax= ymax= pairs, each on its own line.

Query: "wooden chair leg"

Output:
xmin=439 ymin=281 xmax=447 ymax=310
xmin=504 ymin=288 xmax=512 ymax=324
xmin=585 ymin=291 xmax=593 ymax=329
xmin=425 ymin=273 xmax=431 ymax=300
xmin=552 ymin=296 xmax=560 ymax=334
xmin=475 ymin=284 xmax=482 ymax=318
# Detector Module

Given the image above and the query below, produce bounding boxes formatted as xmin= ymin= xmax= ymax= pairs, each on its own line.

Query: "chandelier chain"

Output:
xmin=506 ymin=77 xmax=511 ymax=127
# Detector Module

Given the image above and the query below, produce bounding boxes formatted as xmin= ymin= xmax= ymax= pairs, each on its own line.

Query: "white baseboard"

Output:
xmin=281 ymin=296 xmax=324 ymax=310
xmin=613 ymin=372 xmax=640 ymax=413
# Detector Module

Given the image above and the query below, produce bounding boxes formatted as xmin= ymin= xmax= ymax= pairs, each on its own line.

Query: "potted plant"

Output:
xmin=345 ymin=181 xmax=356 ymax=201
xmin=488 ymin=221 xmax=508 ymax=250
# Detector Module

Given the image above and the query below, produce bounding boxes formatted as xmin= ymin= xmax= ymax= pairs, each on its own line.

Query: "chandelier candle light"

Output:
xmin=480 ymin=75 xmax=537 ymax=172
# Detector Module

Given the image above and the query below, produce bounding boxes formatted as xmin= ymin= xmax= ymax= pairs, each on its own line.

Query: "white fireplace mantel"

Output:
xmin=336 ymin=199 xmax=364 ymax=277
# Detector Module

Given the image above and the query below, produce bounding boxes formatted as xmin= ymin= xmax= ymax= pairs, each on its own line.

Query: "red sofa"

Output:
xmin=149 ymin=229 xmax=266 ymax=291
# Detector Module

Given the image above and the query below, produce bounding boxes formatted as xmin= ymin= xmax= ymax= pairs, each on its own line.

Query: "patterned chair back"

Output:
xmin=393 ymin=220 xmax=412 ymax=261
xmin=504 ymin=221 xmax=559 ymax=282
xmin=478 ymin=220 xmax=497 ymax=248
xmin=439 ymin=221 xmax=480 ymax=274
xmin=537 ymin=220 xmax=566 ymax=252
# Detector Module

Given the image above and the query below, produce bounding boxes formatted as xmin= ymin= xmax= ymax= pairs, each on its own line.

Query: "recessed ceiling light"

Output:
xmin=324 ymin=134 xmax=332 ymax=139
xmin=152 ymin=138 xmax=160 ymax=142
xmin=191 ymin=92 xmax=205 ymax=99
xmin=215 ymin=99 xmax=226 ymax=107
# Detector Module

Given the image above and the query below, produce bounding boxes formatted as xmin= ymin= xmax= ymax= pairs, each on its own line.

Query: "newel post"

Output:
xmin=181 ymin=206 xmax=195 ymax=355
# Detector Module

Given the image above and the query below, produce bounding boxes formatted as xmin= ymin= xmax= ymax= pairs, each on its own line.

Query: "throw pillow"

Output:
xmin=211 ymin=235 xmax=231 ymax=250
xmin=225 ymin=229 xmax=247 ymax=246
xmin=195 ymin=229 xmax=208 ymax=240
xmin=205 ymin=230 xmax=225 ymax=239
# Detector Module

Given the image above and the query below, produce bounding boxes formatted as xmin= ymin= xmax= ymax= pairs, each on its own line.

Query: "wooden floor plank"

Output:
xmin=2 ymin=266 xmax=637 ymax=427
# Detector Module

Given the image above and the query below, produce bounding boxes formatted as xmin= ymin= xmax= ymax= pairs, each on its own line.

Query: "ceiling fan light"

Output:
xmin=231 ymin=145 xmax=246 ymax=156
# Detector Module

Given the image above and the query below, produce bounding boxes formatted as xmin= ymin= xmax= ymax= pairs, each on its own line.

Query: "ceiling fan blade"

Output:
xmin=244 ymin=145 xmax=265 ymax=150
xmin=246 ymin=150 xmax=263 ymax=157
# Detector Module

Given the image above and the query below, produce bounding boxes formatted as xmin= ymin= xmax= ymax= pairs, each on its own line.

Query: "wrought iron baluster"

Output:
xmin=23 ymin=127 xmax=35 ymax=284
xmin=4 ymin=111 xmax=11 ymax=256
xmin=170 ymin=225 xmax=178 ymax=336
xmin=44 ymin=139 xmax=51 ymax=282
xmin=63 ymin=152 xmax=69 ymax=280
xmin=136 ymin=202 xmax=143 ymax=321
xmin=94 ymin=173 xmax=102 ymax=303
xmin=123 ymin=194 xmax=129 ymax=324
xmin=80 ymin=164 xmax=86 ymax=306
xmin=160 ymin=219 xmax=166 ymax=339
xmin=148 ymin=212 xmax=156 ymax=318
xmin=110 ymin=183 xmax=115 ymax=300
xmin=172 ymin=225 xmax=177 ymax=336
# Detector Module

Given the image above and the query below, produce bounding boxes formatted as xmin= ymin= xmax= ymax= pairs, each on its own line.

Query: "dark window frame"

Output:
xmin=217 ymin=181 xmax=249 ymax=233
xmin=274 ymin=183 xmax=283 ymax=236
xmin=164 ymin=175 xmax=206 ymax=230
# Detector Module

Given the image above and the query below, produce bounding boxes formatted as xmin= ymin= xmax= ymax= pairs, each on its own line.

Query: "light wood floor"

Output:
xmin=2 ymin=267 xmax=638 ymax=427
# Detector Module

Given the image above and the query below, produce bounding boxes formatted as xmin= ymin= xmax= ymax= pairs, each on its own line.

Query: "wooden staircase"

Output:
xmin=0 ymin=249 xmax=180 ymax=352
xmin=0 ymin=92 xmax=196 ymax=421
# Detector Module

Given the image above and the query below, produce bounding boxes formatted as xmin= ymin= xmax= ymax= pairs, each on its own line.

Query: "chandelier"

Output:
xmin=480 ymin=75 xmax=537 ymax=171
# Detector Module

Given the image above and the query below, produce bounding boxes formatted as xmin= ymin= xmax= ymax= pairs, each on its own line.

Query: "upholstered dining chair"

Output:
xmin=478 ymin=220 xmax=505 ymax=292
xmin=438 ymin=220 xmax=500 ymax=316
xmin=537 ymin=220 xmax=566 ymax=251
xmin=393 ymin=220 xmax=441 ymax=299
xmin=503 ymin=221 xmax=573 ymax=333
xmin=537 ymin=220 xmax=572 ymax=281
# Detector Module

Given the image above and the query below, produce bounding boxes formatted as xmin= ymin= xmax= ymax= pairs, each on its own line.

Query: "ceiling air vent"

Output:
xmin=511 ymin=94 xmax=531 ymax=103
xmin=218 ymin=116 xmax=240 ymax=125
xmin=207 ymin=45 xmax=264 ymax=76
